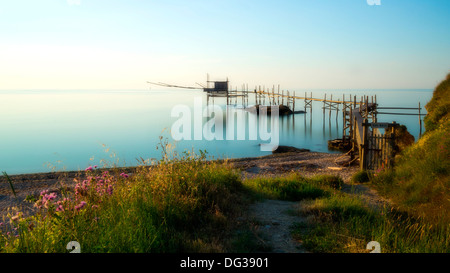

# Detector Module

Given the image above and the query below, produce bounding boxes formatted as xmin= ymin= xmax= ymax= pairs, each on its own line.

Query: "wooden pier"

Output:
xmin=206 ymin=84 xmax=425 ymax=171
xmin=148 ymin=78 xmax=425 ymax=171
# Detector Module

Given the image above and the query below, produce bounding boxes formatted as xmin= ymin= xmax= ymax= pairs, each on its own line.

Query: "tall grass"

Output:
xmin=372 ymin=127 xmax=449 ymax=223
xmin=1 ymin=171 xmax=17 ymax=198
xmin=296 ymin=193 xmax=450 ymax=253
xmin=370 ymin=74 xmax=450 ymax=223
xmin=293 ymin=73 xmax=450 ymax=253
xmin=424 ymin=73 xmax=450 ymax=132
xmin=0 ymin=148 xmax=242 ymax=253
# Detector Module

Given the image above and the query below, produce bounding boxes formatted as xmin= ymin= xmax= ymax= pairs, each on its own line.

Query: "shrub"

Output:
xmin=351 ymin=170 xmax=370 ymax=183
xmin=310 ymin=175 xmax=344 ymax=190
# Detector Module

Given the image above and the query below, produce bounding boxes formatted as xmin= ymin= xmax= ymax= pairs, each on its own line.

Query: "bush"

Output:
xmin=310 ymin=175 xmax=344 ymax=190
xmin=351 ymin=170 xmax=370 ymax=183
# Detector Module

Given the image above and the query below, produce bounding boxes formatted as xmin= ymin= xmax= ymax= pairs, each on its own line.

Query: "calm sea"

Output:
xmin=0 ymin=89 xmax=432 ymax=175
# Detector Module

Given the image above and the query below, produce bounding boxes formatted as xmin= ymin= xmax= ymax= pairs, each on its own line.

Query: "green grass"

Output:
xmin=0 ymin=150 xmax=243 ymax=253
xmin=242 ymin=173 xmax=341 ymax=201
xmin=294 ymin=193 xmax=450 ymax=253
xmin=229 ymin=223 xmax=272 ymax=253
xmin=370 ymin=74 xmax=450 ymax=223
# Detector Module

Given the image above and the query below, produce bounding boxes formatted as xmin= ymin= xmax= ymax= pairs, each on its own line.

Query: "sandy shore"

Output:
xmin=0 ymin=148 xmax=358 ymax=219
xmin=230 ymin=149 xmax=357 ymax=181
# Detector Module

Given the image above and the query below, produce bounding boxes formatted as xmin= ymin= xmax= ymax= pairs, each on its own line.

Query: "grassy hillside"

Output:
xmin=294 ymin=74 xmax=450 ymax=253
xmin=424 ymin=73 xmax=450 ymax=132
xmin=373 ymin=74 xmax=450 ymax=223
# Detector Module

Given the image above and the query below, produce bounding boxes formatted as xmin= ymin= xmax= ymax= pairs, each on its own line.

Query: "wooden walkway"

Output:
xmin=147 ymin=79 xmax=424 ymax=171
xmin=211 ymin=88 xmax=424 ymax=171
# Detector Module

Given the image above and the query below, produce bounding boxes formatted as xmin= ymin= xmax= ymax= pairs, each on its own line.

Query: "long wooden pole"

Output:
xmin=293 ymin=91 xmax=296 ymax=112
xmin=419 ymin=102 xmax=422 ymax=138
xmin=361 ymin=118 xmax=369 ymax=170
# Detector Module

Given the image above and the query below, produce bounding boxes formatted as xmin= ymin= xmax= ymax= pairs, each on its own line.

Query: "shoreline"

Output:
xmin=0 ymin=146 xmax=344 ymax=178
xmin=0 ymin=148 xmax=358 ymax=218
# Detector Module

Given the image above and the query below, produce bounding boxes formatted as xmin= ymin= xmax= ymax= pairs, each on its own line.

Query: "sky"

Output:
xmin=0 ymin=0 xmax=449 ymax=90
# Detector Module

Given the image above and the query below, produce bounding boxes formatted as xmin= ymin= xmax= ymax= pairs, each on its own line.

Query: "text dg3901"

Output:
xmin=179 ymin=257 xmax=269 ymax=270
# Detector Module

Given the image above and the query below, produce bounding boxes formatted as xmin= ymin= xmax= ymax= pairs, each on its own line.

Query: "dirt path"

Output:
xmin=232 ymin=149 xmax=390 ymax=253
xmin=248 ymin=199 xmax=306 ymax=253
xmin=342 ymin=183 xmax=391 ymax=210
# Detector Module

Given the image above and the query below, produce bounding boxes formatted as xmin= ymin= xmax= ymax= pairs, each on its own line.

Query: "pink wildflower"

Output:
xmin=10 ymin=212 xmax=22 ymax=224
xmin=75 ymin=201 xmax=87 ymax=211
xmin=107 ymin=185 xmax=114 ymax=195
xmin=43 ymin=192 xmax=57 ymax=202
xmin=94 ymin=165 xmax=98 ymax=169
xmin=34 ymin=200 xmax=43 ymax=209
xmin=85 ymin=166 xmax=93 ymax=171
xmin=120 ymin=173 xmax=129 ymax=178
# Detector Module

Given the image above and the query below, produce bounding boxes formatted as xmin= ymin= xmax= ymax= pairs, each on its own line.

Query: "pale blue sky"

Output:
xmin=0 ymin=0 xmax=449 ymax=90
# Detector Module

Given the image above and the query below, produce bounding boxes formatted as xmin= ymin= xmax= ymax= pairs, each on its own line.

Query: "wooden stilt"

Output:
xmin=419 ymin=102 xmax=422 ymax=138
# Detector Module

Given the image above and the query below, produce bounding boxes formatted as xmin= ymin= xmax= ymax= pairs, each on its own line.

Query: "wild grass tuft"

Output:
xmin=242 ymin=173 xmax=340 ymax=201
xmin=1 ymin=171 xmax=17 ymax=198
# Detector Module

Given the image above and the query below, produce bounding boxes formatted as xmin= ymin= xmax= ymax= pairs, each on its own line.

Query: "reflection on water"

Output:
xmin=0 ymin=89 xmax=432 ymax=174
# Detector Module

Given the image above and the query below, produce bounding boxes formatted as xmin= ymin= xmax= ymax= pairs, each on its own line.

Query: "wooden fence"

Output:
xmin=364 ymin=121 xmax=397 ymax=171
xmin=352 ymin=106 xmax=398 ymax=171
